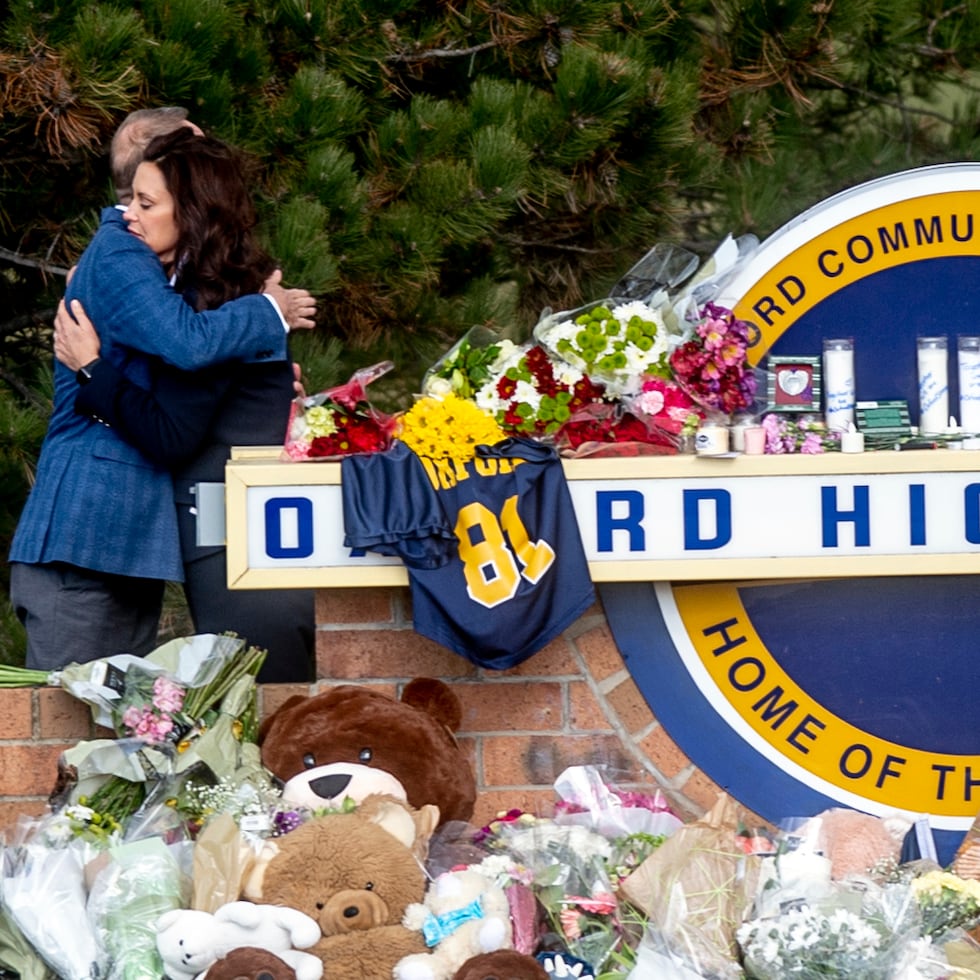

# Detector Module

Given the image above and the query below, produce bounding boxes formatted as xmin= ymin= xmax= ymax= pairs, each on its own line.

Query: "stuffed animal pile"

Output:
xmin=148 ymin=678 xmax=487 ymax=980
xmin=243 ymin=794 xmax=439 ymax=980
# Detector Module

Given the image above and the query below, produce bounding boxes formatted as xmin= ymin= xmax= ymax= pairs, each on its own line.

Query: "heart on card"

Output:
xmin=777 ymin=368 xmax=809 ymax=397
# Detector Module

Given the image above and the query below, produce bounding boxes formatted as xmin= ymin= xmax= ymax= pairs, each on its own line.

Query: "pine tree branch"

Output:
xmin=0 ymin=309 xmax=55 ymax=344
xmin=833 ymin=85 xmax=959 ymax=127
xmin=507 ymin=237 xmax=606 ymax=255
xmin=0 ymin=245 xmax=70 ymax=278
xmin=0 ymin=364 xmax=50 ymax=413
xmin=385 ymin=40 xmax=499 ymax=63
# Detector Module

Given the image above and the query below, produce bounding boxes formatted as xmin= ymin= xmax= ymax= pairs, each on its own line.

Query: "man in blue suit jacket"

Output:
xmin=9 ymin=110 xmax=316 ymax=671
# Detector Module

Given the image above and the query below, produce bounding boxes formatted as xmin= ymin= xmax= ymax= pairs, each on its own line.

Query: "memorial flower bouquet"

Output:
xmin=282 ymin=360 xmax=398 ymax=460
xmin=473 ymin=342 xmax=607 ymax=437
xmin=477 ymin=816 xmax=636 ymax=975
xmin=534 ymin=299 xmax=674 ymax=396
xmin=668 ymin=302 xmax=757 ymax=416
xmin=554 ymin=402 xmax=683 ymax=458
xmin=51 ymin=634 xmax=268 ymax=826
xmin=735 ymin=882 xmax=920 ymax=980
xmin=1 ymin=810 xmax=117 ymax=980
xmin=909 ymin=869 xmax=980 ymax=939
xmin=397 ymin=391 xmax=505 ymax=463
xmin=421 ymin=326 xmax=521 ymax=401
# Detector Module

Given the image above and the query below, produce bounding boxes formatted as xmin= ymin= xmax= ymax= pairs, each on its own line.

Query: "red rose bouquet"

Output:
xmin=555 ymin=402 xmax=682 ymax=458
xmin=282 ymin=361 xmax=398 ymax=460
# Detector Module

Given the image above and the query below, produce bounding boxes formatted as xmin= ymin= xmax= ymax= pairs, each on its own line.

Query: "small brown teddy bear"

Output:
xmin=243 ymin=795 xmax=439 ymax=980
xmin=259 ymin=678 xmax=475 ymax=826
xmin=451 ymin=951 xmax=549 ymax=980
xmin=202 ymin=947 xmax=299 ymax=980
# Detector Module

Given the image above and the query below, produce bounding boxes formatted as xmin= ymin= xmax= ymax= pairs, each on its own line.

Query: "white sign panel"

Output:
xmin=226 ymin=454 xmax=980 ymax=588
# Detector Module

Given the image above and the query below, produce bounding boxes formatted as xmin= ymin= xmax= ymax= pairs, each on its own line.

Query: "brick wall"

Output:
xmin=0 ymin=587 xmax=727 ymax=833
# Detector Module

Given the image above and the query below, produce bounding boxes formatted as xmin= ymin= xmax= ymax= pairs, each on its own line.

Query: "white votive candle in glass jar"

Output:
xmin=958 ymin=336 xmax=980 ymax=434
xmin=823 ymin=338 xmax=855 ymax=432
xmin=840 ymin=422 xmax=865 ymax=453
xmin=917 ymin=336 xmax=949 ymax=436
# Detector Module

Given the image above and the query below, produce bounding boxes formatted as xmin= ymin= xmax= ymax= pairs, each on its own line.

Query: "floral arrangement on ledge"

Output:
xmin=397 ymin=392 xmax=505 ymax=463
xmin=761 ymin=412 xmax=840 ymax=454
xmin=534 ymin=299 xmax=675 ymax=395
xmin=277 ymin=237 xmax=865 ymax=462
xmin=471 ymin=342 xmax=607 ymax=437
xmin=669 ymin=302 xmax=757 ymax=416
xmin=282 ymin=360 xmax=398 ymax=460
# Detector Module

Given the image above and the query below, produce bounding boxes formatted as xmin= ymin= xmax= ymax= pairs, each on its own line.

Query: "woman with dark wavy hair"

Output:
xmin=141 ymin=128 xmax=275 ymax=309
xmin=54 ymin=128 xmax=314 ymax=682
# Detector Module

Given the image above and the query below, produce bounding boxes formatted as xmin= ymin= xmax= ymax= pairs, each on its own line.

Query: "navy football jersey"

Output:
xmin=342 ymin=437 xmax=595 ymax=669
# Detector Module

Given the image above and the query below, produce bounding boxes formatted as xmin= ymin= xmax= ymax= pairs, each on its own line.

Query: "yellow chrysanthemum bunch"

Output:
xmin=398 ymin=392 xmax=504 ymax=462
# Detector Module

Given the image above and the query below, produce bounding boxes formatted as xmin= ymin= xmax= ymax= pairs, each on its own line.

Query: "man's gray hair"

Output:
xmin=110 ymin=106 xmax=193 ymax=203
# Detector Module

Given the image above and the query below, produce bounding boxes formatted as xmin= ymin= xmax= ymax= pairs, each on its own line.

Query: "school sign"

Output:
xmin=227 ymin=163 xmax=980 ymax=863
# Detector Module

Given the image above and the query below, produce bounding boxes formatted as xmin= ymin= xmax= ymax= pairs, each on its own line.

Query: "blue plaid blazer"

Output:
xmin=9 ymin=208 xmax=288 ymax=581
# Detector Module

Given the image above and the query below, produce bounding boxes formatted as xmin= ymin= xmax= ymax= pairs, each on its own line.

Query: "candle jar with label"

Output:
xmin=695 ymin=421 xmax=730 ymax=455
xmin=917 ymin=336 xmax=949 ymax=436
xmin=958 ymin=335 xmax=980 ymax=434
xmin=823 ymin=337 xmax=855 ymax=432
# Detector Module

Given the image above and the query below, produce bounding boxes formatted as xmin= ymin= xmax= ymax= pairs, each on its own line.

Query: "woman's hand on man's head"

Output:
xmin=263 ymin=269 xmax=317 ymax=331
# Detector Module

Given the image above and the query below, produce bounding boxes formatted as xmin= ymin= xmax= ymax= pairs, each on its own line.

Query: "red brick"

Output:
xmin=0 ymin=688 xmax=33 ymax=739
xmin=497 ymin=638 xmax=578 ymax=676
xmin=257 ymin=683 xmax=316 ymax=721
xmin=677 ymin=768 xmax=727 ymax=813
xmin=0 ymin=744 xmax=68 ymax=797
xmin=455 ymin=681 xmax=563 ymax=733
xmin=315 ymin=588 xmax=399 ymax=625
xmin=637 ymin=724 xmax=692 ymax=781
xmin=568 ymin=680 xmax=612 ymax=732
xmin=37 ymin=688 xmax=94 ymax=739
xmin=604 ymin=676 xmax=655 ymax=735
xmin=480 ymin=734 xmax=642 ymax=787
xmin=0 ymin=799 xmax=49 ymax=837
xmin=574 ymin=624 xmax=626 ymax=682
xmin=316 ymin=630 xmax=475 ymax=680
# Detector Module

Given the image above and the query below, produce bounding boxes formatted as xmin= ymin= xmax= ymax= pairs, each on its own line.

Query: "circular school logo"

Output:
xmin=601 ymin=163 xmax=980 ymax=863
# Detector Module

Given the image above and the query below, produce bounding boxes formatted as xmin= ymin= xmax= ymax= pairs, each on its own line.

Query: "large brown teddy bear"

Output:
xmin=259 ymin=678 xmax=475 ymax=826
xmin=243 ymin=795 xmax=439 ymax=980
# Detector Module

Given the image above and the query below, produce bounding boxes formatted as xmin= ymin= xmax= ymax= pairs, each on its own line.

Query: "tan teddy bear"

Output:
xmin=243 ymin=795 xmax=439 ymax=980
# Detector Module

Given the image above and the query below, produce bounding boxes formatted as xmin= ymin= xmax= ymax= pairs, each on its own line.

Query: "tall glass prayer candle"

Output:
xmin=917 ymin=336 xmax=949 ymax=436
xmin=958 ymin=336 xmax=980 ymax=434
xmin=823 ymin=338 xmax=855 ymax=432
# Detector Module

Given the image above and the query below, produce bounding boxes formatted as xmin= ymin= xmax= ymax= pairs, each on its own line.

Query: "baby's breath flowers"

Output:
xmin=397 ymin=392 xmax=504 ymax=462
xmin=737 ymin=903 xmax=898 ymax=979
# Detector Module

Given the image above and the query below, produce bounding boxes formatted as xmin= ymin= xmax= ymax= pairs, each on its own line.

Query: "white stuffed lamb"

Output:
xmin=155 ymin=900 xmax=323 ymax=980
xmin=396 ymin=867 xmax=513 ymax=980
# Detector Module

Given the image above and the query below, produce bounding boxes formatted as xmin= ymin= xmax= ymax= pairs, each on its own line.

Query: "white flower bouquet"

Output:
xmin=736 ymin=882 xmax=921 ymax=980
xmin=534 ymin=298 xmax=677 ymax=397
xmin=2 ymin=812 xmax=112 ymax=980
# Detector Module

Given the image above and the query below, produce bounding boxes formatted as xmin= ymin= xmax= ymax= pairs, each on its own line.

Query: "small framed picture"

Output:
xmin=766 ymin=355 xmax=822 ymax=413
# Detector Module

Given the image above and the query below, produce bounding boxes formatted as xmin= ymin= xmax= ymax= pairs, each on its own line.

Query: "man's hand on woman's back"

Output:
xmin=263 ymin=269 xmax=317 ymax=331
